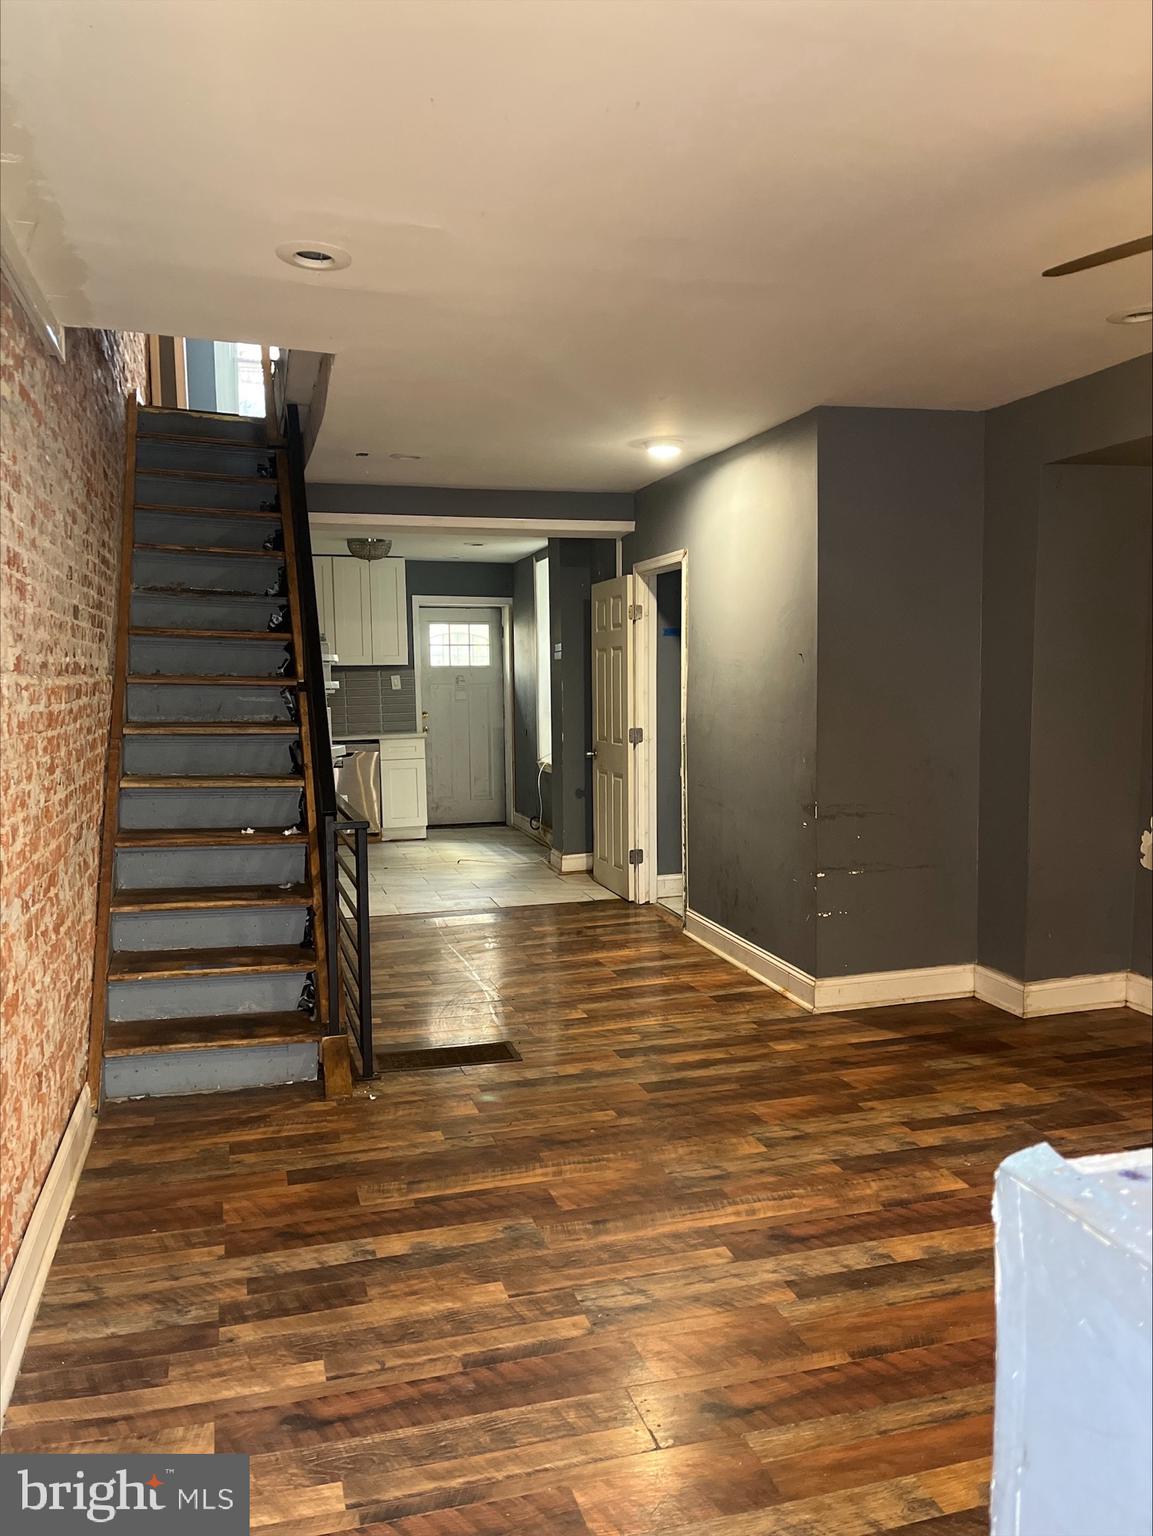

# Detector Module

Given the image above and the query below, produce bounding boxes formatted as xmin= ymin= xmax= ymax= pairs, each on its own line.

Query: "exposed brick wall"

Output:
xmin=0 ymin=279 xmax=147 ymax=1285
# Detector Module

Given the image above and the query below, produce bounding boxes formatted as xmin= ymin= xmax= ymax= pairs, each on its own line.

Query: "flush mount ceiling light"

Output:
xmin=275 ymin=241 xmax=351 ymax=272
xmin=346 ymin=538 xmax=393 ymax=561
xmin=642 ymin=438 xmax=684 ymax=462
xmin=389 ymin=452 xmax=422 ymax=461
xmin=1107 ymin=306 xmax=1153 ymax=325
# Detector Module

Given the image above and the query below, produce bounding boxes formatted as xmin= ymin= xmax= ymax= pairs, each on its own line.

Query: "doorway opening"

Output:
xmin=634 ymin=550 xmax=687 ymax=915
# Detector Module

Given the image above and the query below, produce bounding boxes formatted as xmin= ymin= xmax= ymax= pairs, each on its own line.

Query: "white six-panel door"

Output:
xmin=591 ymin=575 xmax=635 ymax=899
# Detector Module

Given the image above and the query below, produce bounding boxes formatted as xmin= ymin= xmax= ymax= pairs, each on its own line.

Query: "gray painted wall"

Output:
xmin=404 ymin=559 xmax=513 ymax=655
xmin=978 ymin=355 xmax=1153 ymax=977
xmin=656 ymin=570 xmax=683 ymax=877
xmin=1024 ymin=466 xmax=1152 ymax=979
xmin=549 ymin=539 xmax=617 ymax=855
xmin=628 ymin=414 xmax=820 ymax=973
xmin=511 ymin=552 xmax=552 ymax=830
xmin=815 ymin=408 xmax=984 ymax=976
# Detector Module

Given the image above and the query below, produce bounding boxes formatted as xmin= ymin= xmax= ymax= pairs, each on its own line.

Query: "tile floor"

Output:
xmin=366 ymin=824 xmax=621 ymax=916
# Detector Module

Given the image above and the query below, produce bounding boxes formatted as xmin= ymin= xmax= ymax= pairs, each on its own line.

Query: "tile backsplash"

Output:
xmin=330 ymin=666 xmax=418 ymax=737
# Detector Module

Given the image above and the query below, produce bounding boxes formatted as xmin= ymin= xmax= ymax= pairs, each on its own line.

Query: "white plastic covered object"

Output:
xmin=992 ymin=1142 xmax=1153 ymax=1536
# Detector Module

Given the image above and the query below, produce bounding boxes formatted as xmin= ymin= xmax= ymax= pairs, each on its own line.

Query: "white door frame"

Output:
xmin=411 ymin=595 xmax=514 ymax=824
xmin=631 ymin=551 xmax=688 ymax=909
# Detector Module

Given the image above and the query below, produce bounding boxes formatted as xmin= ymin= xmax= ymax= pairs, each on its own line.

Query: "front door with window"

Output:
xmin=419 ymin=607 xmax=506 ymax=825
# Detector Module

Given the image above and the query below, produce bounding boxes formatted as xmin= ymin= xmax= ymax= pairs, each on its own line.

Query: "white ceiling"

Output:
xmin=311 ymin=526 xmax=546 ymax=564
xmin=2 ymin=0 xmax=1150 ymax=491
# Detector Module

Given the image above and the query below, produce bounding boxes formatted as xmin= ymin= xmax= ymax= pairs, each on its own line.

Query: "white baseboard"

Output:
xmin=815 ymin=964 xmax=976 ymax=1013
xmin=1022 ymin=971 xmax=1128 ymax=1016
xmin=976 ymin=965 xmax=1145 ymax=1018
xmin=677 ymin=907 xmax=1152 ymax=1025
xmin=1 ymin=1085 xmax=96 ymax=1424
xmin=656 ymin=874 xmax=685 ymax=898
xmin=974 ymin=965 xmax=1027 ymax=1016
xmin=549 ymin=849 xmax=593 ymax=874
xmin=509 ymin=810 xmax=551 ymax=848
xmin=1127 ymin=972 xmax=1152 ymax=1016
xmin=684 ymin=909 xmax=816 ymax=1009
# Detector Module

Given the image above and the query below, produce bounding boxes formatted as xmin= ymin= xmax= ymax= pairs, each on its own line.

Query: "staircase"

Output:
xmin=89 ymin=392 xmax=352 ymax=1099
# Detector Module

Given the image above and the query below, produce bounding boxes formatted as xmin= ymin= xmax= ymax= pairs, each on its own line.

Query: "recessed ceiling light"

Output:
xmin=642 ymin=438 xmax=684 ymax=462
xmin=354 ymin=451 xmax=369 ymax=458
xmin=389 ymin=452 xmax=422 ymax=461
xmin=1107 ymin=306 xmax=1152 ymax=325
xmin=275 ymin=241 xmax=351 ymax=272
xmin=466 ymin=542 xmax=485 ymax=547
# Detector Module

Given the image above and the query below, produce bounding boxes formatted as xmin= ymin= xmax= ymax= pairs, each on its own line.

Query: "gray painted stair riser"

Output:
xmin=135 ymin=509 xmax=279 ymax=550
xmin=126 ymin=683 xmax=297 ymax=722
xmin=118 ymin=787 xmax=303 ymax=829
xmin=104 ymin=1044 xmax=318 ymax=1100
xmin=134 ymin=473 xmax=275 ymax=512
xmin=130 ymin=593 xmax=290 ymax=631
xmin=133 ymin=549 xmax=285 ymax=595
xmin=108 ymin=972 xmax=310 ymax=1021
xmin=137 ymin=409 xmax=265 ymax=445
xmin=111 ymin=909 xmax=309 ymax=953
xmin=135 ymin=440 xmax=273 ymax=476
xmin=123 ymin=736 xmax=299 ymax=776
xmin=114 ymin=846 xmax=306 ymax=889
xmin=129 ymin=635 xmax=292 ymax=678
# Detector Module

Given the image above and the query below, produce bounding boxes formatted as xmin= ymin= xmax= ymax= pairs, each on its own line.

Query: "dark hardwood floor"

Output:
xmin=6 ymin=902 xmax=1151 ymax=1535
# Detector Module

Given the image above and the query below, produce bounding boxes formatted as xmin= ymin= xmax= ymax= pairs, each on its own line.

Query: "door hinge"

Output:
xmin=628 ymin=726 xmax=644 ymax=746
xmin=628 ymin=603 xmax=643 ymax=622
xmin=628 ymin=847 xmax=645 ymax=866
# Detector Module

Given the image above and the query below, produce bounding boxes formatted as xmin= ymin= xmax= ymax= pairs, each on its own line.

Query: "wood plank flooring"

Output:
xmin=6 ymin=901 xmax=1151 ymax=1535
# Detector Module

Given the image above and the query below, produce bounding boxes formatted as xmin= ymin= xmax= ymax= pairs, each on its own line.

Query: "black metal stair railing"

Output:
xmin=324 ymin=803 xmax=374 ymax=1075
xmin=280 ymin=393 xmax=375 ymax=1075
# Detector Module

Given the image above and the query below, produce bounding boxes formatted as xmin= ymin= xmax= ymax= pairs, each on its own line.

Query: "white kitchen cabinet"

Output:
xmin=310 ymin=556 xmax=408 ymax=665
xmin=379 ymin=736 xmax=428 ymax=840
xmin=368 ymin=559 xmax=408 ymax=664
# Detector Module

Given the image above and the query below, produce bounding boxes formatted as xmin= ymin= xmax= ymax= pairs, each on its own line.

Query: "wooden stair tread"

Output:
xmin=130 ymin=626 xmax=290 ymax=641
xmin=136 ymin=502 xmax=280 ymax=521
xmin=104 ymin=1013 xmax=321 ymax=1055
xmin=116 ymin=827 xmax=307 ymax=847
xmin=112 ymin=883 xmax=312 ymax=912
xmin=135 ymin=468 xmax=273 ymax=485
xmin=122 ymin=722 xmax=299 ymax=735
xmin=134 ymin=543 xmax=282 ymax=559
xmin=126 ymin=674 xmax=300 ymax=685
xmin=121 ymin=774 xmax=303 ymax=788
xmin=108 ymin=945 xmax=317 ymax=981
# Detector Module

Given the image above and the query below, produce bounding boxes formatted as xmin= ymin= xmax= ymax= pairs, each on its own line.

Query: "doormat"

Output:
xmin=374 ymin=1041 xmax=522 ymax=1072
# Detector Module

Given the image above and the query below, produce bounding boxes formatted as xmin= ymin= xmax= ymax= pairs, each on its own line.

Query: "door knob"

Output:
xmin=586 ymin=749 xmax=598 ymax=759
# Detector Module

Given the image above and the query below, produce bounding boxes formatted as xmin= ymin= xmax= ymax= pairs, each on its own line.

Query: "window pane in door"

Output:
xmin=428 ymin=618 xmax=491 ymax=667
